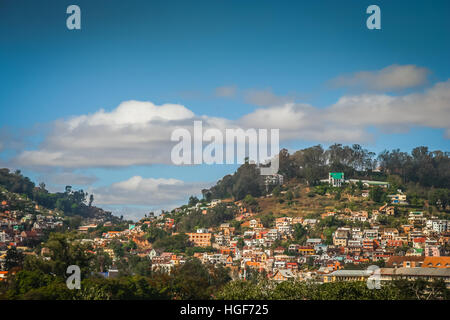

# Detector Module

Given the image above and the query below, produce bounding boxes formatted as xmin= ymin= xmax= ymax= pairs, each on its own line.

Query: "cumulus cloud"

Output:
xmin=331 ymin=64 xmax=430 ymax=91
xmin=240 ymin=79 xmax=450 ymax=142
xmin=13 ymin=79 xmax=450 ymax=170
xmin=327 ymin=80 xmax=450 ymax=129
xmin=15 ymin=100 xmax=233 ymax=168
xmin=239 ymin=103 xmax=371 ymax=142
xmin=91 ymin=175 xmax=211 ymax=208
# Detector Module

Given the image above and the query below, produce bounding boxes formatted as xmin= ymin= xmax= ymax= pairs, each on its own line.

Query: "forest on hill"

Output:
xmin=203 ymin=144 xmax=450 ymax=201
xmin=0 ymin=168 xmax=112 ymax=219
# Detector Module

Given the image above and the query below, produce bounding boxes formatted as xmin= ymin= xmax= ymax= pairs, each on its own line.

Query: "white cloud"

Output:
xmin=91 ymin=175 xmax=210 ymax=208
xmin=16 ymin=100 xmax=233 ymax=168
xmin=327 ymin=79 xmax=450 ymax=129
xmin=331 ymin=64 xmax=430 ymax=91
xmin=239 ymin=103 xmax=371 ymax=142
xmin=13 ymin=79 xmax=450 ymax=170
xmin=240 ymin=79 xmax=450 ymax=142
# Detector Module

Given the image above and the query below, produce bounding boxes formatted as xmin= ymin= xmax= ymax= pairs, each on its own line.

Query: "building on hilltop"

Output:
xmin=328 ymin=172 xmax=344 ymax=187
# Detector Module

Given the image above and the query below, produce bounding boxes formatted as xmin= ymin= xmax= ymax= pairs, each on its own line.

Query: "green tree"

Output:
xmin=5 ymin=247 xmax=24 ymax=271
xmin=369 ymin=186 xmax=387 ymax=203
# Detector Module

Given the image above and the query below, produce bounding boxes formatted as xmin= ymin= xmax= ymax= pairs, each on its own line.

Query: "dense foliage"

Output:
xmin=215 ymin=279 xmax=450 ymax=300
xmin=204 ymin=145 xmax=450 ymax=200
xmin=0 ymin=168 xmax=112 ymax=218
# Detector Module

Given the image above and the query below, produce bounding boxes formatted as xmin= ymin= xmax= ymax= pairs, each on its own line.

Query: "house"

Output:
xmin=272 ymin=269 xmax=296 ymax=282
xmin=363 ymin=239 xmax=377 ymax=251
xmin=347 ymin=179 xmax=389 ymax=188
xmin=387 ymin=240 xmax=405 ymax=248
xmin=267 ymin=229 xmax=279 ymax=241
xmin=186 ymin=232 xmax=212 ymax=247
xmin=424 ymin=245 xmax=441 ymax=257
xmin=273 ymin=247 xmax=285 ymax=255
xmin=385 ymin=256 xmax=424 ymax=268
xmin=148 ymin=249 xmax=158 ymax=259
xmin=77 ymin=224 xmax=98 ymax=233
xmin=364 ymin=229 xmax=378 ymax=239
xmin=264 ymin=174 xmax=284 ymax=188
xmin=0 ymin=271 xmax=9 ymax=282
xmin=382 ymin=228 xmax=399 ymax=240
xmin=210 ymin=199 xmax=222 ymax=207
xmin=303 ymin=219 xmax=318 ymax=226
xmin=306 ymin=238 xmax=322 ymax=246
xmin=103 ymin=231 xmax=121 ymax=239
xmin=323 ymin=269 xmax=372 ymax=283
xmin=422 ymin=257 xmax=450 ymax=268
xmin=20 ymin=230 xmax=38 ymax=240
xmin=249 ymin=219 xmax=263 ymax=229
xmin=298 ymin=246 xmax=315 ymax=255
xmin=388 ymin=193 xmax=408 ymax=205
xmin=427 ymin=220 xmax=448 ymax=233
xmin=328 ymin=172 xmax=344 ymax=187
xmin=333 ymin=228 xmax=349 ymax=247
xmin=379 ymin=267 xmax=450 ymax=288
xmin=292 ymin=217 xmax=303 ymax=225
xmin=275 ymin=217 xmax=292 ymax=228
xmin=408 ymin=211 xmax=425 ymax=224
xmin=413 ymin=237 xmax=426 ymax=249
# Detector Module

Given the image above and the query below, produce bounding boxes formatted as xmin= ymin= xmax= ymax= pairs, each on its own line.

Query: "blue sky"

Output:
xmin=0 ymin=0 xmax=449 ymax=220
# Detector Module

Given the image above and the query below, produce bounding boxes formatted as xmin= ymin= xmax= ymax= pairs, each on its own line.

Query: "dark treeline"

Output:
xmin=0 ymin=233 xmax=231 ymax=300
xmin=175 ymin=203 xmax=236 ymax=233
xmin=205 ymin=144 xmax=450 ymax=200
xmin=203 ymin=161 xmax=263 ymax=201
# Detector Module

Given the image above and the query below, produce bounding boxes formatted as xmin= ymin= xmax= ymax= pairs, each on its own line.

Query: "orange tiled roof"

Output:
xmin=423 ymin=256 xmax=450 ymax=268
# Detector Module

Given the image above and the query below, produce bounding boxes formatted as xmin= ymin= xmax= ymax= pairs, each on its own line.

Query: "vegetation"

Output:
xmin=204 ymin=145 xmax=449 ymax=201
xmin=0 ymin=168 xmax=113 ymax=219
xmin=216 ymin=279 xmax=449 ymax=300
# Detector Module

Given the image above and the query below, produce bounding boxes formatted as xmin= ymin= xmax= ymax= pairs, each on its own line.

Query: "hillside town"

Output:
xmin=2 ymin=171 xmax=448 ymax=288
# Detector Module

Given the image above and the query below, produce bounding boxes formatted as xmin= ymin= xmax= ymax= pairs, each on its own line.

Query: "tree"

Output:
xmin=88 ymin=194 xmax=94 ymax=207
xmin=293 ymin=224 xmax=307 ymax=243
xmin=5 ymin=247 xmax=24 ymax=271
xmin=232 ymin=163 xmax=262 ymax=200
xmin=369 ymin=186 xmax=386 ymax=203
xmin=260 ymin=212 xmax=275 ymax=228
xmin=429 ymin=188 xmax=449 ymax=211
xmin=236 ymin=238 xmax=245 ymax=249
xmin=92 ymin=249 xmax=113 ymax=273
xmin=145 ymin=226 xmax=168 ymax=243
xmin=286 ymin=191 xmax=294 ymax=201
xmin=42 ymin=233 xmax=94 ymax=277
xmin=201 ymin=189 xmax=212 ymax=202
xmin=171 ymin=258 xmax=211 ymax=299
xmin=272 ymin=186 xmax=281 ymax=197
xmin=188 ymin=196 xmax=199 ymax=207
xmin=153 ymin=233 xmax=190 ymax=252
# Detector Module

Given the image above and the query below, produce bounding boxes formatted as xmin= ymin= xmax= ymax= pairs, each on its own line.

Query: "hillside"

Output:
xmin=0 ymin=168 xmax=115 ymax=223
xmin=176 ymin=144 xmax=449 ymax=232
